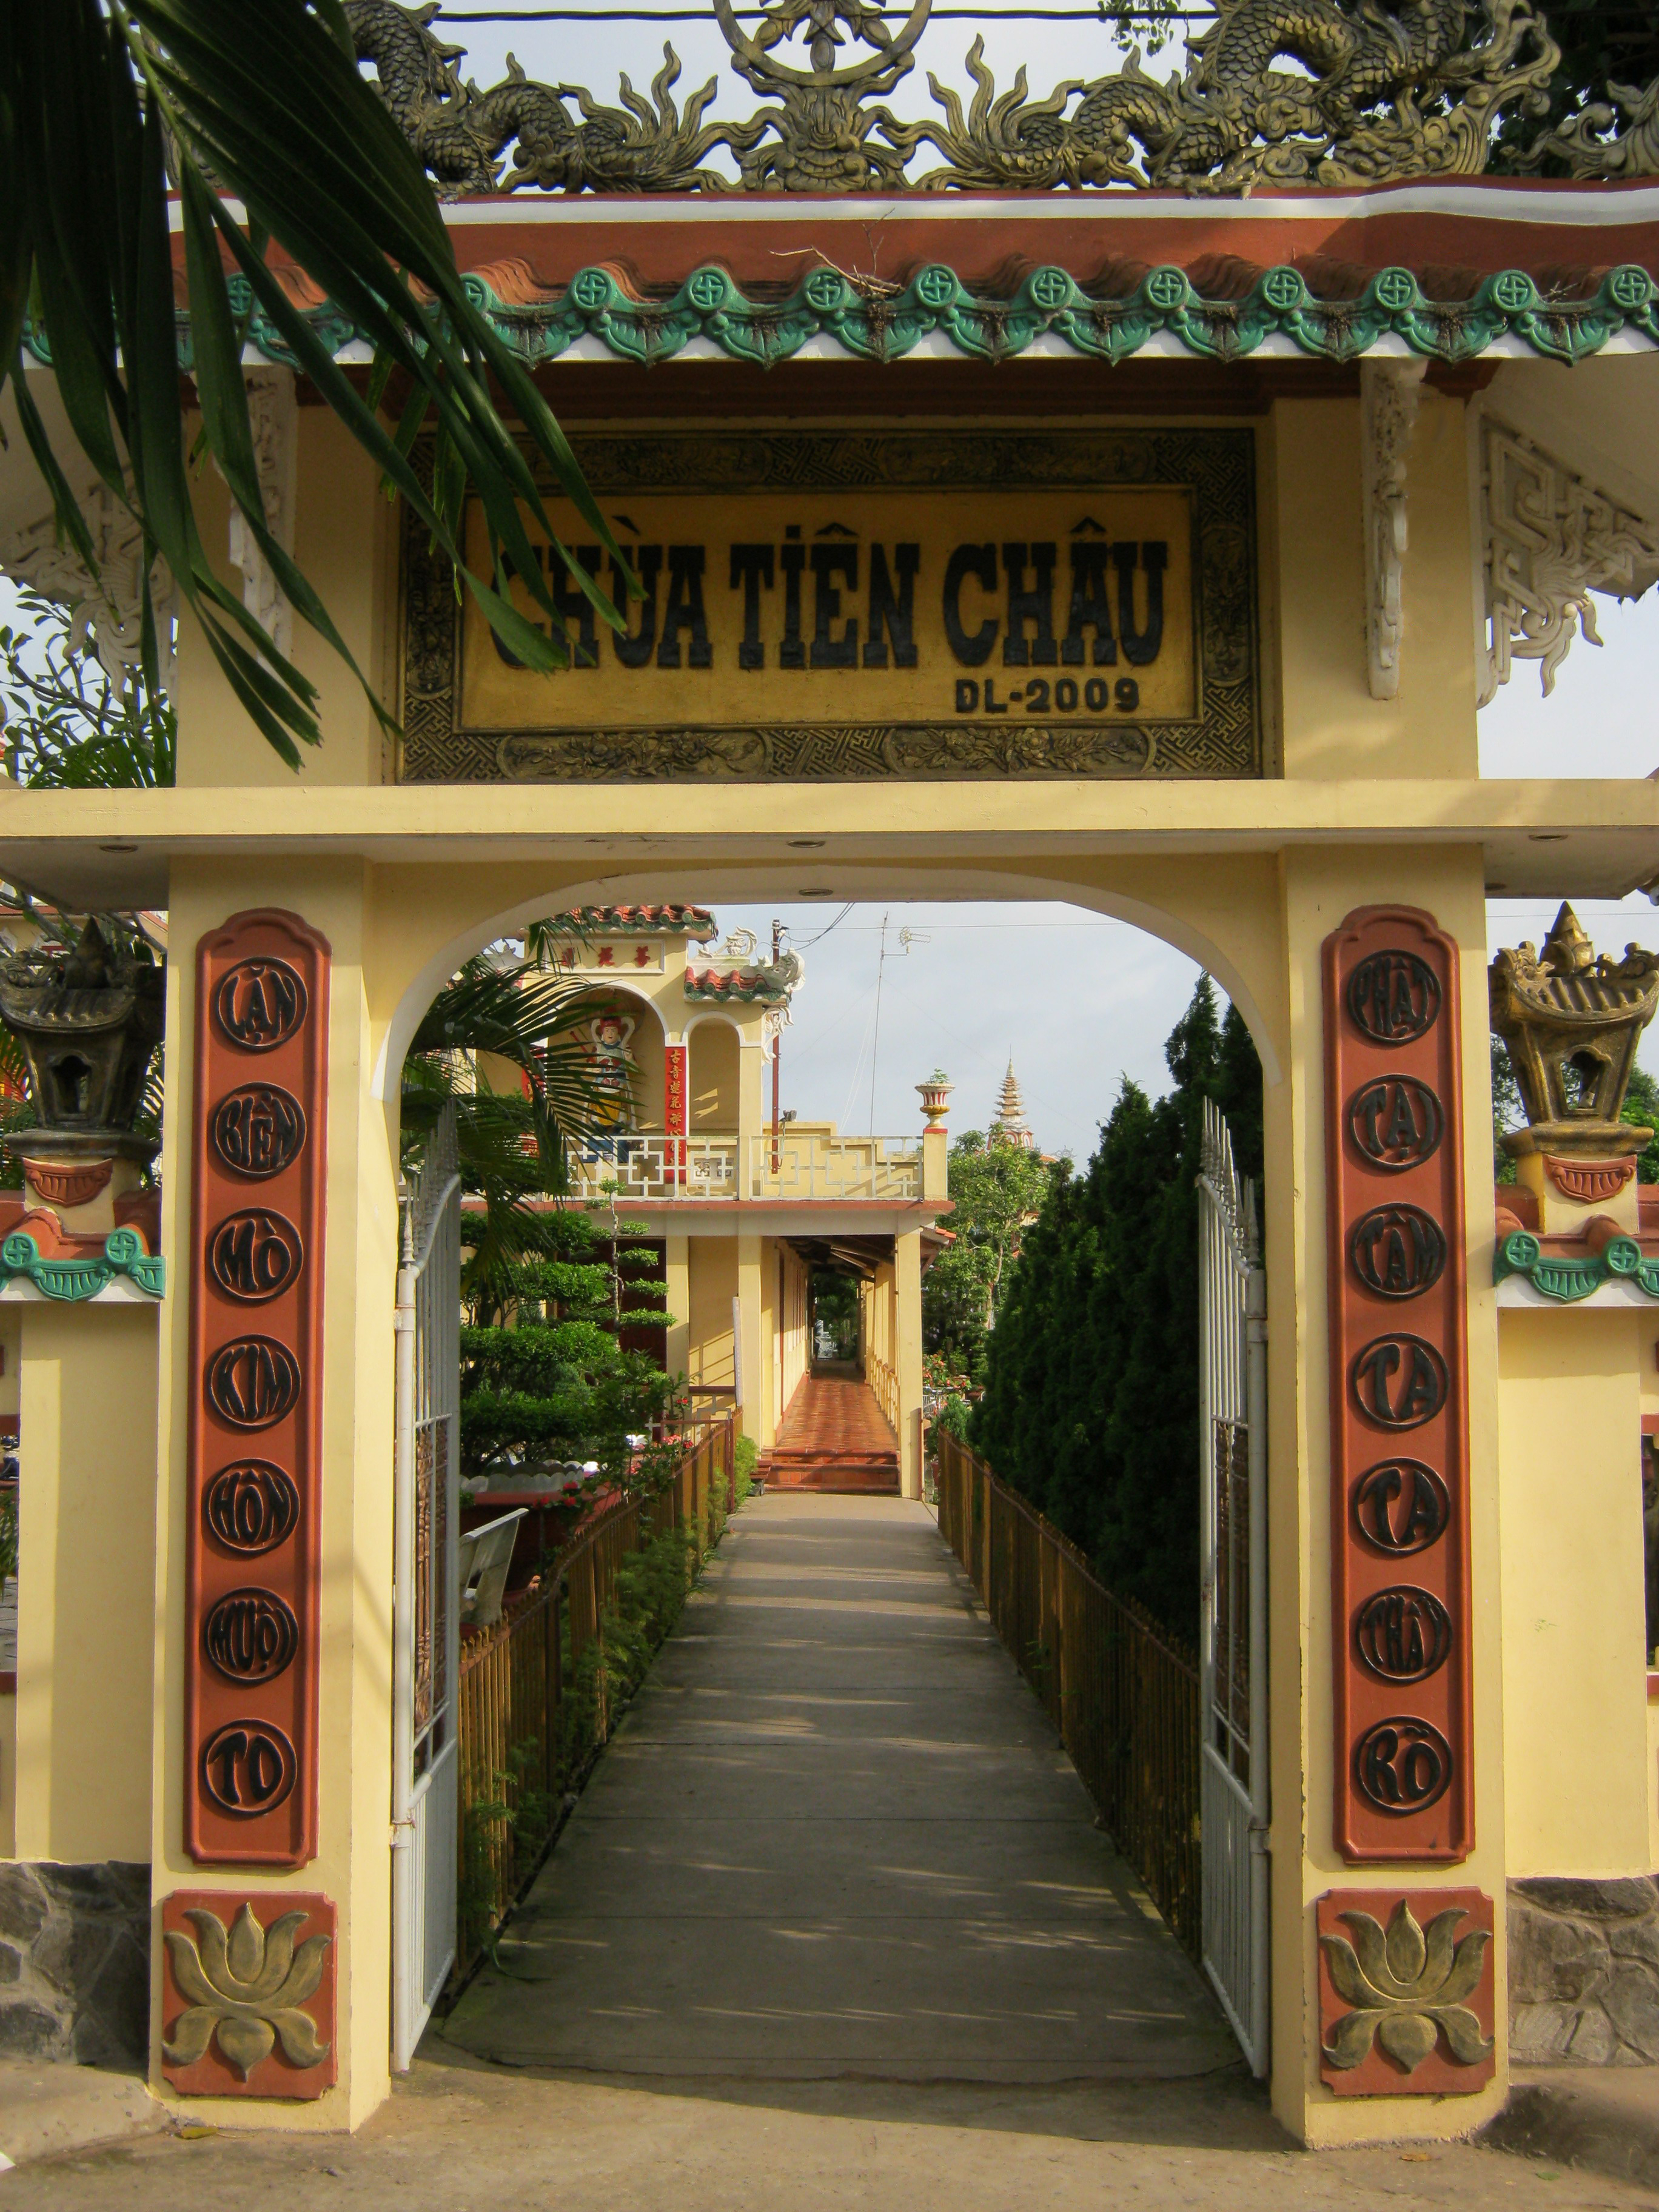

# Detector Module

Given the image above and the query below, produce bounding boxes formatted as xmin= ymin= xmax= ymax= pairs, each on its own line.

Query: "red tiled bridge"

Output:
xmin=761 ymin=1372 xmax=899 ymax=1496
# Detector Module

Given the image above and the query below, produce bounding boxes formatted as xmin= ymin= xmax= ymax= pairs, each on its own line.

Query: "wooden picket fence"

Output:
xmin=933 ymin=1429 xmax=1202 ymax=1960
xmin=454 ymin=1414 xmax=736 ymax=1975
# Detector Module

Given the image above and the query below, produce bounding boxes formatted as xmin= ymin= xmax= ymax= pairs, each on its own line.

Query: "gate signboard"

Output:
xmin=1324 ymin=907 xmax=1471 ymax=1865
xmin=399 ymin=429 xmax=1259 ymax=785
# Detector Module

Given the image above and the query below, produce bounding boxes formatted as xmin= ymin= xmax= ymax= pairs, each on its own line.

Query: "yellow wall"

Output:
xmin=173 ymin=407 xmax=395 ymax=791
xmin=0 ymin=1309 xmax=21 ymax=1428
xmin=1269 ymin=390 xmax=1478 ymax=783
xmin=1499 ymin=1306 xmax=1649 ymax=1875
xmin=686 ymin=1239 xmax=737 ymax=1391
xmin=778 ymin=1244 xmax=809 ymax=1423
xmin=13 ymin=1301 xmax=159 ymax=1865
xmin=689 ymin=1019 xmax=740 ymax=1128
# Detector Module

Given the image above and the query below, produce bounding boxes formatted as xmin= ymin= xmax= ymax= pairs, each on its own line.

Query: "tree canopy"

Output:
xmin=923 ymin=1126 xmax=1061 ymax=1379
xmin=971 ymin=977 xmax=1261 ymax=1641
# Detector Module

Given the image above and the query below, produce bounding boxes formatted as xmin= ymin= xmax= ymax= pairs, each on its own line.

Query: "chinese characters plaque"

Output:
xmin=1324 ymin=907 xmax=1470 ymax=1863
xmin=187 ymin=912 xmax=329 ymax=1866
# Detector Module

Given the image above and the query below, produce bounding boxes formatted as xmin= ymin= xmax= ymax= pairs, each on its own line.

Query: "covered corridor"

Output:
xmin=443 ymin=1495 xmax=1233 ymax=2081
xmin=762 ymin=1372 xmax=902 ymax=1494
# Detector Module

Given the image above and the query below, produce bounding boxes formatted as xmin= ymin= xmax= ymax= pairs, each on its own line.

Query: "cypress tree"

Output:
xmin=972 ymin=976 xmax=1262 ymax=1643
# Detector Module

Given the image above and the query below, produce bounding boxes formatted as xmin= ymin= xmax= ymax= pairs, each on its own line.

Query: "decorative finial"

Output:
xmin=1541 ymin=903 xmax=1595 ymax=977
xmin=917 ymin=1069 xmax=952 ymax=1127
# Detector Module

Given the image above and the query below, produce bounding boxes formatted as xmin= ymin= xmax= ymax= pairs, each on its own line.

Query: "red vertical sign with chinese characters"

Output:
xmin=664 ymin=1044 xmax=688 ymax=1181
xmin=187 ymin=912 xmax=329 ymax=1867
xmin=1325 ymin=907 xmax=1470 ymax=1864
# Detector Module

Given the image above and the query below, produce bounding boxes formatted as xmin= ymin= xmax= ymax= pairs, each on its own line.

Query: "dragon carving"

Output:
xmin=343 ymin=0 xmax=757 ymax=193
xmin=343 ymin=0 xmax=1649 ymax=196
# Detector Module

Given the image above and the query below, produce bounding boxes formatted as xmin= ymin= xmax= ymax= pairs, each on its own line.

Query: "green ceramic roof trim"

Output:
xmin=1495 ymin=1228 xmax=1659 ymax=1302
xmin=23 ymin=260 xmax=1655 ymax=378
xmin=682 ymin=970 xmax=791 ymax=1004
xmin=0 ymin=1227 xmax=165 ymax=1302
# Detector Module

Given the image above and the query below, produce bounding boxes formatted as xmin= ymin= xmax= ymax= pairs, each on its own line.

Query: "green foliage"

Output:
xmin=1623 ymin=1066 xmax=1659 ymax=1184
xmin=4 ymin=0 xmax=625 ymax=767
xmin=1494 ymin=2 xmax=1659 ymax=170
xmin=923 ymin=1125 xmax=1062 ymax=1373
xmin=1492 ymin=1034 xmax=1523 ymax=1185
xmin=0 ymin=592 xmax=175 ymax=787
xmin=973 ymin=977 xmax=1262 ymax=1642
xmin=458 ymin=1216 xmax=674 ymax=1479
xmin=734 ymin=1432 xmax=759 ymax=1500
xmin=557 ymin=1520 xmax=697 ymax=1781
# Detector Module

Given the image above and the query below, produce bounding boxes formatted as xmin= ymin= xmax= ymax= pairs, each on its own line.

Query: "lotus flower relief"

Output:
xmin=1320 ymin=1900 xmax=1492 ymax=2075
xmin=163 ymin=1903 xmax=332 ymax=2082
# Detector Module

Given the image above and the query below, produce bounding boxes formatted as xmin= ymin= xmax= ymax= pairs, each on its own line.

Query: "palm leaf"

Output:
xmin=0 ymin=1 xmax=630 ymax=769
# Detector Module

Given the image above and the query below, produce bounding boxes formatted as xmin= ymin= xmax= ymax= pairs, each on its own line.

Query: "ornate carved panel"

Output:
xmin=1326 ymin=908 xmax=1471 ymax=1864
xmin=187 ymin=913 xmax=329 ymax=1868
xmin=1318 ymin=1887 xmax=1495 ymax=2097
xmin=160 ymin=1891 xmax=336 ymax=2099
xmin=1361 ymin=360 xmax=1424 ymax=702
xmin=398 ymin=429 xmax=1260 ymax=785
xmin=1478 ymin=415 xmax=1659 ymax=705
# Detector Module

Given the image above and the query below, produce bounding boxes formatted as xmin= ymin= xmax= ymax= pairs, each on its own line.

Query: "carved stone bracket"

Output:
xmin=0 ymin=482 xmax=175 ymax=692
xmin=226 ymin=369 xmax=297 ymax=661
xmin=1478 ymin=415 xmax=1659 ymax=706
xmin=1362 ymin=359 xmax=1426 ymax=702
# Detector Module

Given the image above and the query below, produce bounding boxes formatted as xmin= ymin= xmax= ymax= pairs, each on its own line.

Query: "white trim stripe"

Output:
xmin=439 ymin=181 xmax=1659 ymax=229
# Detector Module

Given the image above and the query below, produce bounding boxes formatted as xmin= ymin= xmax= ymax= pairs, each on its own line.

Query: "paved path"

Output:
xmin=444 ymin=1492 xmax=1236 ymax=2081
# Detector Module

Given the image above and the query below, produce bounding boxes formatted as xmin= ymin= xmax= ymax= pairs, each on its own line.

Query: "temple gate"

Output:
xmin=0 ymin=0 xmax=1655 ymax=2153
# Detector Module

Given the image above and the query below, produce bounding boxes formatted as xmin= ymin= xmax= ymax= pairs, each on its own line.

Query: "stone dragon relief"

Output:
xmin=343 ymin=0 xmax=1654 ymax=196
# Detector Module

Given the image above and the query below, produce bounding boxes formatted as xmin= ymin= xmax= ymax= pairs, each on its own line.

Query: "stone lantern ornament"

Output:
xmin=1489 ymin=903 xmax=1659 ymax=1222
xmin=0 ymin=917 xmax=164 ymax=1221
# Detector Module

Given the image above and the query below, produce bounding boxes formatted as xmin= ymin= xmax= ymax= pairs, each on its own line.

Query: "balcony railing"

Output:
xmin=571 ymin=1134 xmax=739 ymax=1202
xmin=748 ymin=1130 xmax=920 ymax=1202
xmin=567 ymin=1130 xmax=920 ymax=1203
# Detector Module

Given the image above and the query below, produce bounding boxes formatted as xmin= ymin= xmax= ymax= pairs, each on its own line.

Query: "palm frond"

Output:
xmin=0 ymin=1 xmax=629 ymax=768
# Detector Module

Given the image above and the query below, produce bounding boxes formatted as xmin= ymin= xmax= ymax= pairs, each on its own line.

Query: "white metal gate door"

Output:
xmin=392 ymin=1104 xmax=461 ymax=2071
xmin=1197 ymin=1097 xmax=1269 ymax=2077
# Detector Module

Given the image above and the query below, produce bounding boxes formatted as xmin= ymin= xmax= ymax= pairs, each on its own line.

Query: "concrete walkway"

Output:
xmin=443 ymin=1492 xmax=1238 ymax=2082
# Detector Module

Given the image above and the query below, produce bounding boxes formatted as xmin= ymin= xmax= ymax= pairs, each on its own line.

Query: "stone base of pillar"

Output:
xmin=0 ymin=1861 xmax=149 ymax=2068
xmin=1510 ymin=1875 xmax=1659 ymax=2066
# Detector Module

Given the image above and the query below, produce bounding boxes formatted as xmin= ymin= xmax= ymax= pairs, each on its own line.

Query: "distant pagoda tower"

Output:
xmin=994 ymin=1061 xmax=1035 ymax=1148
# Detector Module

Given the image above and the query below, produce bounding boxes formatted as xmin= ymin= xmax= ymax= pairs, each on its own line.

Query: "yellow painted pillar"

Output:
xmin=736 ymin=1232 xmax=764 ymax=1447
xmin=1265 ymin=845 xmax=1506 ymax=2149
xmin=150 ymin=858 xmax=398 ymax=2134
xmin=664 ymin=1234 xmax=690 ymax=1385
xmin=13 ymin=1302 xmax=158 ymax=1865
xmin=895 ymin=1229 xmax=923 ymax=1500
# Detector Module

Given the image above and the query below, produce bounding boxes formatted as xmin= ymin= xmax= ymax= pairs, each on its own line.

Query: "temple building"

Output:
xmin=476 ymin=905 xmax=950 ymax=1493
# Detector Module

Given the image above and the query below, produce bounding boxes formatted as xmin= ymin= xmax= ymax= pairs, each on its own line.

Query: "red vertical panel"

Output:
xmin=1325 ymin=906 xmax=1470 ymax=1864
xmin=664 ymin=1042 xmax=688 ymax=1181
xmin=187 ymin=911 xmax=330 ymax=1867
